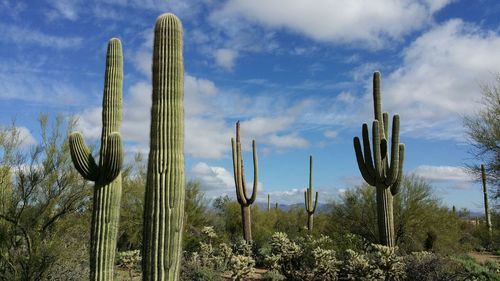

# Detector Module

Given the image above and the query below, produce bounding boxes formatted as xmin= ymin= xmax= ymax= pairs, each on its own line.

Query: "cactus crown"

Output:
xmin=304 ymin=155 xmax=318 ymax=214
xmin=353 ymin=72 xmax=404 ymax=194
xmin=231 ymin=121 xmax=258 ymax=206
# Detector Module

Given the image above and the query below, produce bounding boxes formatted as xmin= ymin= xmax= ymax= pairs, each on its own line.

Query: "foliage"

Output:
xmin=117 ymin=153 xmax=146 ymax=251
xmin=329 ymin=175 xmax=464 ymax=253
xmin=463 ymin=74 xmax=500 ymax=200
xmin=0 ymin=115 xmax=91 ymax=280
xmin=261 ymin=270 xmax=285 ymax=281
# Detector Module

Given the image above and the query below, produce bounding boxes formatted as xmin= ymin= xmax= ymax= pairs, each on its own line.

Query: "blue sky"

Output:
xmin=1 ymin=0 xmax=499 ymax=212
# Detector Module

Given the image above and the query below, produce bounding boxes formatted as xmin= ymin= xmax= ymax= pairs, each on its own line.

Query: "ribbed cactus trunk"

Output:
xmin=231 ymin=121 xmax=258 ymax=242
xmin=481 ymin=165 xmax=492 ymax=237
xmin=142 ymin=13 xmax=185 ymax=281
xmin=0 ymin=167 xmax=11 ymax=214
xmin=69 ymin=38 xmax=124 ymax=281
xmin=304 ymin=156 xmax=318 ymax=232
xmin=353 ymin=72 xmax=405 ymax=247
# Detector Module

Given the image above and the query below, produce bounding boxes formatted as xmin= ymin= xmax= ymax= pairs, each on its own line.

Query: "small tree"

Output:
xmin=464 ymin=74 xmax=500 ymax=201
xmin=0 ymin=115 xmax=91 ymax=280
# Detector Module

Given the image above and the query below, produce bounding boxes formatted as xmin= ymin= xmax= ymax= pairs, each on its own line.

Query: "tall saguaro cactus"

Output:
xmin=69 ymin=38 xmax=124 ymax=281
xmin=142 ymin=13 xmax=185 ymax=281
xmin=304 ymin=155 xmax=318 ymax=231
xmin=231 ymin=121 xmax=258 ymax=242
xmin=481 ymin=164 xmax=492 ymax=236
xmin=267 ymin=194 xmax=271 ymax=212
xmin=353 ymin=72 xmax=405 ymax=247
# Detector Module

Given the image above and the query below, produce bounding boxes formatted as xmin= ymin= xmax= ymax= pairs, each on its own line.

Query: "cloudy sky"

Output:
xmin=0 ymin=0 xmax=498 ymax=212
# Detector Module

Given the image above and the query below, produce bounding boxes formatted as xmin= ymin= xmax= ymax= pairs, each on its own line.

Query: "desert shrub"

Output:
xmin=404 ymin=252 xmax=473 ymax=281
xmin=181 ymin=264 xmax=223 ymax=281
xmin=261 ymin=270 xmax=285 ymax=281
xmin=453 ymin=255 xmax=500 ymax=281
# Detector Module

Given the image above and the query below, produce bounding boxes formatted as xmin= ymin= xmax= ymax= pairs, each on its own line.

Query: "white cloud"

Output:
xmin=214 ymin=48 xmax=238 ymax=70
xmin=0 ymin=24 xmax=82 ymax=49
xmin=0 ymin=64 xmax=83 ymax=105
xmin=212 ymin=0 xmax=451 ymax=47
xmin=411 ymin=165 xmax=473 ymax=183
xmin=268 ymin=133 xmax=309 ymax=149
xmin=77 ymin=75 xmax=234 ymax=159
xmin=191 ymin=162 xmax=234 ymax=191
xmin=47 ymin=0 xmax=81 ymax=21
xmin=323 ymin=130 xmax=338 ymax=139
xmin=264 ymin=187 xmax=339 ymax=205
xmin=378 ymin=19 xmax=500 ymax=140
xmin=14 ymin=127 xmax=36 ymax=147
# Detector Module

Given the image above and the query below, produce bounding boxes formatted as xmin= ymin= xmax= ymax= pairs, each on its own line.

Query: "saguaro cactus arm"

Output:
xmin=69 ymin=132 xmax=99 ymax=181
xmin=390 ymin=144 xmax=405 ymax=196
xmin=231 ymin=121 xmax=258 ymax=206
xmin=101 ymin=132 xmax=124 ymax=181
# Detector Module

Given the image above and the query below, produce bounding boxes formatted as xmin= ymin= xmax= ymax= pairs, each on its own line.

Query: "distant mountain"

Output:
xmin=254 ymin=202 xmax=330 ymax=213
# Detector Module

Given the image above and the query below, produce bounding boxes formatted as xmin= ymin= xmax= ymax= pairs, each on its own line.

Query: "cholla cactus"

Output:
xmin=269 ymin=232 xmax=301 ymax=259
xmin=116 ymin=250 xmax=141 ymax=279
xmin=369 ymin=244 xmax=406 ymax=281
xmin=201 ymin=226 xmax=218 ymax=240
xmin=233 ymin=239 xmax=253 ymax=257
xmin=218 ymin=242 xmax=233 ymax=269
xmin=312 ymin=247 xmax=340 ymax=280
xmin=343 ymin=249 xmax=372 ymax=281
xmin=228 ymin=254 xmax=255 ymax=281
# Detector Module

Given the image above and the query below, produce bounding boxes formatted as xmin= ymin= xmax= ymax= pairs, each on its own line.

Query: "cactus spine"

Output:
xmin=481 ymin=164 xmax=492 ymax=236
xmin=353 ymin=72 xmax=405 ymax=247
xmin=231 ymin=121 xmax=258 ymax=242
xmin=142 ymin=13 xmax=185 ymax=281
xmin=304 ymin=155 xmax=318 ymax=231
xmin=69 ymin=38 xmax=124 ymax=281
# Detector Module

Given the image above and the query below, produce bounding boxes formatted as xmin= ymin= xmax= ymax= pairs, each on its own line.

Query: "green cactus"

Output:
xmin=481 ymin=164 xmax=492 ymax=236
xmin=231 ymin=121 xmax=258 ymax=242
xmin=142 ymin=13 xmax=185 ymax=281
xmin=275 ymin=202 xmax=279 ymax=210
xmin=353 ymin=72 xmax=405 ymax=247
xmin=268 ymin=194 xmax=271 ymax=212
xmin=69 ymin=38 xmax=124 ymax=280
xmin=304 ymin=155 xmax=318 ymax=231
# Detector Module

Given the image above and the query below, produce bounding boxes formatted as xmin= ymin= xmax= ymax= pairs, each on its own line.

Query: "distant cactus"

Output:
xmin=481 ymin=164 xmax=492 ymax=236
xmin=69 ymin=38 xmax=124 ymax=280
xmin=231 ymin=121 xmax=258 ymax=241
xmin=275 ymin=202 xmax=279 ymax=210
xmin=142 ymin=13 xmax=185 ymax=280
xmin=268 ymin=194 xmax=271 ymax=212
xmin=0 ymin=166 xmax=11 ymax=215
xmin=304 ymin=155 xmax=318 ymax=231
xmin=353 ymin=72 xmax=405 ymax=247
